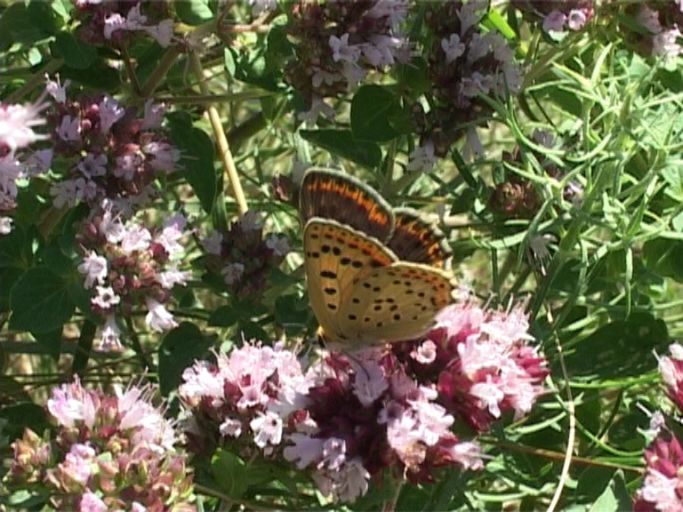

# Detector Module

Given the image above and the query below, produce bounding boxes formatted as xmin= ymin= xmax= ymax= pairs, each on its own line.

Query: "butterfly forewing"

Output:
xmin=338 ymin=262 xmax=455 ymax=346
xmin=303 ymin=218 xmax=398 ymax=343
xmin=300 ymin=168 xmax=395 ymax=242
xmin=387 ymin=208 xmax=452 ymax=269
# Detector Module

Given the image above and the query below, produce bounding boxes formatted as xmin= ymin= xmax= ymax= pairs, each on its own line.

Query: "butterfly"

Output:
xmin=299 ymin=168 xmax=456 ymax=348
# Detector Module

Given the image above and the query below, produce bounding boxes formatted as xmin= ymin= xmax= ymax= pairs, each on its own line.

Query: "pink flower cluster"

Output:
xmin=45 ymin=78 xmax=179 ymax=213
xmin=5 ymin=379 xmax=196 ymax=511
xmin=179 ymin=342 xmax=310 ymax=455
xmin=512 ymin=0 xmax=594 ymax=34
xmin=285 ymin=0 xmax=410 ymax=123
xmin=629 ymin=2 xmax=683 ymax=63
xmin=634 ymin=429 xmax=683 ymax=511
xmin=394 ymin=302 xmax=548 ymax=432
xmin=634 ymin=344 xmax=683 ymax=510
xmin=0 ymin=98 xmax=49 ymax=234
xmin=411 ymin=1 xmax=522 ymax=170
xmin=76 ymin=203 xmax=191 ymax=351
xmin=178 ymin=301 xmax=547 ymax=503
xmin=284 ymin=350 xmax=483 ymax=501
xmin=72 ymin=0 xmax=174 ymax=47
xmin=659 ymin=342 xmax=683 ymax=412
xmin=202 ymin=210 xmax=290 ymax=299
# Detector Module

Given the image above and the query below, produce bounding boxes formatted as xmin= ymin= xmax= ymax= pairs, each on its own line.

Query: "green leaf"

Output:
xmin=484 ymin=8 xmax=516 ymax=40
xmin=61 ymin=62 xmax=121 ymax=92
xmin=0 ymin=226 xmax=32 ymax=269
xmin=562 ymin=313 xmax=669 ymax=379
xmin=175 ymin=0 xmax=214 ymax=25
xmin=395 ymin=57 xmax=431 ymax=98
xmin=0 ymin=2 xmax=57 ymax=46
xmin=300 ymin=129 xmax=382 ymax=169
xmin=224 ymin=48 xmax=236 ymax=77
xmin=588 ymin=471 xmax=631 ymax=512
xmin=211 ymin=450 xmax=249 ymax=499
xmin=9 ymin=267 xmax=75 ymax=334
xmin=643 ymin=239 xmax=683 ymax=282
xmin=0 ymin=403 xmax=48 ymax=441
xmin=350 ymin=85 xmax=401 ymax=142
xmin=53 ymin=32 xmax=97 ymax=69
xmin=158 ymin=322 xmax=214 ymax=396
xmin=32 ymin=328 xmax=63 ymax=361
xmin=208 ymin=305 xmax=240 ymax=327
xmin=168 ymin=113 xmax=218 ymax=213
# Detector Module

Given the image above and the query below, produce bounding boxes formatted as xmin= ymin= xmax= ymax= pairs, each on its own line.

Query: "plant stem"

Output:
xmin=189 ymin=52 xmax=248 ymax=215
xmin=71 ymin=319 xmax=96 ymax=378
xmin=140 ymin=45 xmax=182 ymax=97
xmin=125 ymin=317 xmax=153 ymax=371
xmin=6 ymin=59 xmax=64 ymax=103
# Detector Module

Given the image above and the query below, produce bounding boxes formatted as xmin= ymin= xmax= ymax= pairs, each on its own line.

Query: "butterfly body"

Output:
xmin=300 ymin=168 xmax=455 ymax=348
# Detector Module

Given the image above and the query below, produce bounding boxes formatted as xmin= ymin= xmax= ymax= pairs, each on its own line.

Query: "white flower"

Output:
xmin=458 ymin=0 xmax=485 ymax=35
xmin=543 ymin=10 xmax=567 ymax=33
xmin=219 ymin=418 xmax=243 ymax=438
xmin=249 ymin=0 xmax=276 ymax=14
xmin=411 ymin=340 xmax=437 ymax=364
xmin=78 ymin=251 xmax=108 ymax=289
xmin=441 ymin=34 xmax=466 ymax=63
xmin=239 ymin=210 xmax=263 ymax=232
xmin=463 ymin=127 xmax=483 ymax=160
xmin=351 ymin=360 xmax=388 ymax=407
xmin=0 ymin=155 xmax=21 ymax=196
xmin=144 ymin=141 xmax=180 ymax=172
xmin=98 ymin=96 xmax=125 ymax=135
xmin=142 ymin=19 xmax=174 ymax=47
xmin=25 ymin=149 xmax=53 ymax=176
xmin=56 ymin=115 xmax=81 ymax=142
xmin=298 ymin=97 xmax=336 ymax=126
xmin=636 ymin=6 xmax=662 ymax=34
xmin=156 ymin=214 xmax=186 ymax=258
xmin=45 ymin=76 xmax=70 ymax=104
xmin=0 ymin=216 xmax=12 ymax=235
xmin=202 ymin=231 xmax=223 ymax=255
xmin=77 ymin=153 xmax=107 ymax=177
xmin=0 ymin=101 xmax=47 ymax=152
xmin=250 ymin=411 xmax=284 ymax=448
xmin=470 ymin=376 xmax=505 ymax=417
xmin=567 ymin=9 xmax=588 ymax=31
xmin=329 ymin=33 xmax=361 ymax=64
xmin=120 ymin=224 xmax=152 ymax=254
xmin=265 ymin=234 xmax=290 ymax=257
xmin=51 ymin=180 xmax=79 ymax=208
xmin=91 ymin=286 xmax=121 ymax=310
xmin=653 ymin=28 xmax=682 ymax=62
xmin=141 ymin=100 xmax=166 ymax=130
xmin=145 ymin=297 xmax=177 ymax=332
xmin=156 ymin=267 xmax=191 ymax=289
xmin=407 ymin=140 xmax=436 ymax=172
xmin=95 ymin=315 xmax=123 ymax=353
xmin=222 ymin=262 xmax=245 ymax=285
xmin=103 ymin=13 xmax=126 ymax=40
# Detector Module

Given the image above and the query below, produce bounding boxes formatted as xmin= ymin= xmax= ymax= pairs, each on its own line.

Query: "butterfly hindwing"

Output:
xmin=299 ymin=168 xmax=395 ymax=242
xmin=387 ymin=208 xmax=452 ymax=269
xmin=303 ymin=218 xmax=398 ymax=343
xmin=337 ymin=261 xmax=455 ymax=346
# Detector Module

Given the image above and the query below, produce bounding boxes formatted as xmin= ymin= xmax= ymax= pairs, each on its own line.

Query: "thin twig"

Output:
xmin=481 ymin=439 xmax=643 ymax=475
xmin=546 ymin=309 xmax=577 ymax=512
xmin=121 ymin=44 xmax=142 ymax=97
xmin=189 ymin=52 xmax=248 ymax=214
